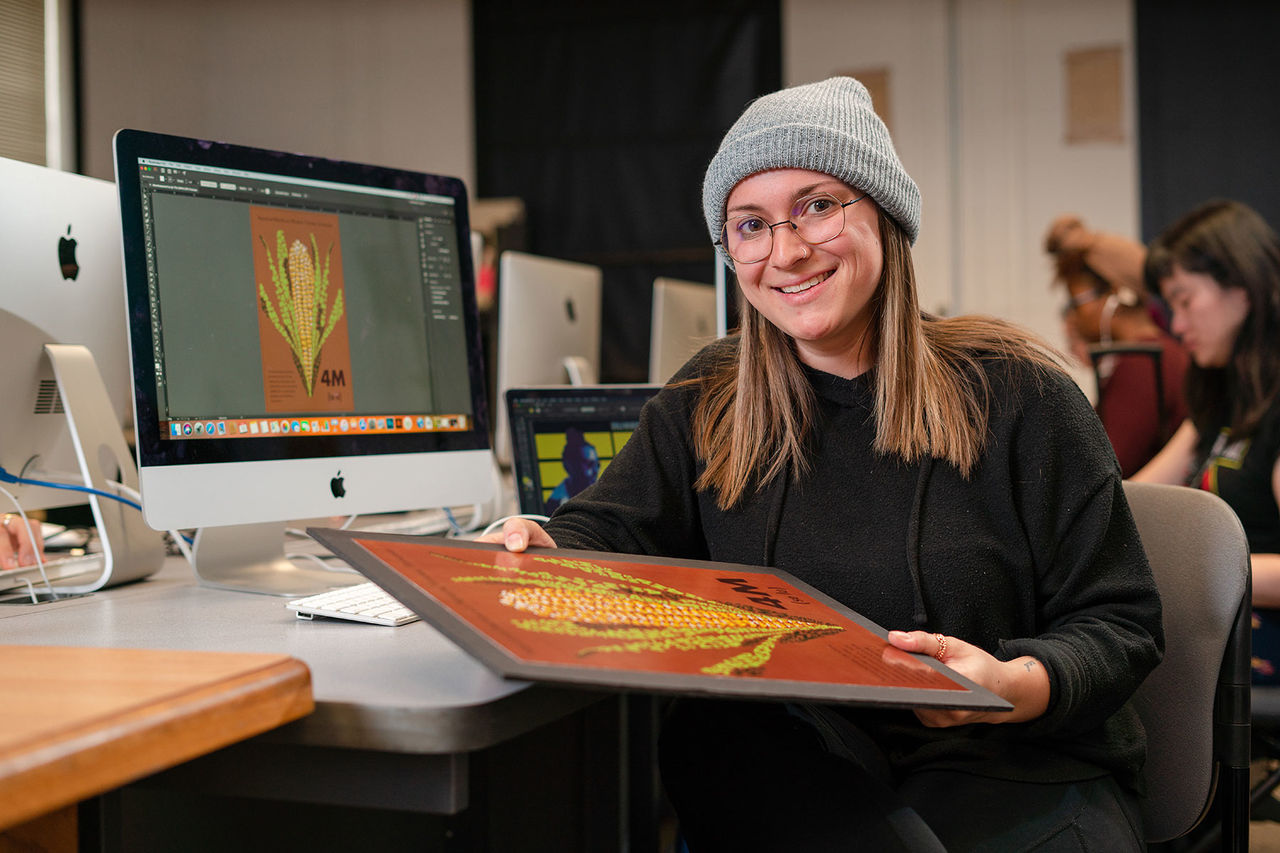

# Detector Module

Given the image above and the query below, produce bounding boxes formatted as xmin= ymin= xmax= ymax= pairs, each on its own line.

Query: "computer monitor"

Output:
xmin=648 ymin=277 xmax=717 ymax=384
xmin=0 ymin=155 xmax=165 ymax=591
xmin=492 ymin=251 xmax=602 ymax=465
xmin=113 ymin=129 xmax=494 ymax=595
xmin=505 ymin=384 xmax=661 ymax=516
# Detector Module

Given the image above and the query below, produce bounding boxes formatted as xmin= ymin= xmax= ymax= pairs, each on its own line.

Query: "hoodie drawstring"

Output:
xmin=906 ymin=457 xmax=933 ymax=627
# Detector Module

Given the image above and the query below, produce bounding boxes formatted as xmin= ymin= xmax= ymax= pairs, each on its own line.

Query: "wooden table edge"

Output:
xmin=0 ymin=654 xmax=313 ymax=830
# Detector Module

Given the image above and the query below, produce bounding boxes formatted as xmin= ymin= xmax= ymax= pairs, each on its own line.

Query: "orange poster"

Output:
xmin=250 ymin=207 xmax=353 ymax=413
xmin=309 ymin=530 xmax=1011 ymax=711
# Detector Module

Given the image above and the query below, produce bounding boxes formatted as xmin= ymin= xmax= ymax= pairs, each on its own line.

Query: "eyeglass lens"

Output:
xmin=720 ymin=193 xmax=859 ymax=264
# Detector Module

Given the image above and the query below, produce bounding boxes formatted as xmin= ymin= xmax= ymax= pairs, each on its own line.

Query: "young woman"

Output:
xmin=1133 ymin=199 xmax=1280 ymax=684
xmin=484 ymin=77 xmax=1162 ymax=851
xmin=1044 ymin=215 xmax=1190 ymax=476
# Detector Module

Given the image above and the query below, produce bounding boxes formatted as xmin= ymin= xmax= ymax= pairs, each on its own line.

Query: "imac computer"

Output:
xmin=0 ymin=156 xmax=165 ymax=593
xmin=113 ymin=129 xmax=494 ymax=595
xmin=648 ymin=277 xmax=717 ymax=384
xmin=492 ymin=251 xmax=602 ymax=465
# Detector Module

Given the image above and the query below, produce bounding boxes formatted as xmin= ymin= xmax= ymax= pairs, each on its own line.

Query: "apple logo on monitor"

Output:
xmin=59 ymin=224 xmax=79 ymax=280
xmin=330 ymin=470 xmax=345 ymax=498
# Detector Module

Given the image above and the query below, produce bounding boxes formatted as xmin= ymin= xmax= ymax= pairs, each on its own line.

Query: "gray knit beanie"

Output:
xmin=703 ymin=76 xmax=921 ymax=267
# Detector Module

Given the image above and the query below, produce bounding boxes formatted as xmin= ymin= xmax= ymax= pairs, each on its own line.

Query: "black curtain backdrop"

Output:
xmin=1136 ymin=0 xmax=1280 ymax=240
xmin=473 ymin=2 xmax=781 ymax=381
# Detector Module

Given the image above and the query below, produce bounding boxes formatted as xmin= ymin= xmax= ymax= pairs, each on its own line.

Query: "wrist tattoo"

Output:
xmin=1023 ymin=661 xmax=1037 ymax=672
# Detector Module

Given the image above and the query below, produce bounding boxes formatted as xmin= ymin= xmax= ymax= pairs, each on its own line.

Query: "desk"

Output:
xmin=0 ymin=558 xmax=620 ymax=851
xmin=0 ymin=644 xmax=311 ymax=845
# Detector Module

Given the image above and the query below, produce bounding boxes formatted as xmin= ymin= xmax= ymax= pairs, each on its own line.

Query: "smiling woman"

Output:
xmin=479 ymin=76 xmax=1164 ymax=852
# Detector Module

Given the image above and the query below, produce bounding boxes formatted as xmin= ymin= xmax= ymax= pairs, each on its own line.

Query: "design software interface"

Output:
xmin=135 ymin=158 xmax=474 ymax=442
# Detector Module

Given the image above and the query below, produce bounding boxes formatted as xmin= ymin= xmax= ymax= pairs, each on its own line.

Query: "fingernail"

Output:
xmin=506 ymin=533 xmax=524 ymax=550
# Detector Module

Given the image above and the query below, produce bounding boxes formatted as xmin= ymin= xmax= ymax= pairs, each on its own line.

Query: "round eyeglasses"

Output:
xmin=717 ymin=192 xmax=868 ymax=265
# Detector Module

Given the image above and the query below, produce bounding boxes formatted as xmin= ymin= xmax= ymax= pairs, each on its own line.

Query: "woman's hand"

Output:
xmin=0 ymin=514 xmax=44 ymax=570
xmin=475 ymin=517 xmax=557 ymax=552
xmin=886 ymin=630 xmax=1050 ymax=726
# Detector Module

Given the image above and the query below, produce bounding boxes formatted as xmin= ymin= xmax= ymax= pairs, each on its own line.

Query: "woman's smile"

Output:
xmin=775 ymin=269 xmax=835 ymax=295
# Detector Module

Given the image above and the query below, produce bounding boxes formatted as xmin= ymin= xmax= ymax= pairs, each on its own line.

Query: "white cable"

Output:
xmin=108 ymin=480 xmax=142 ymax=503
xmin=286 ymin=551 xmax=357 ymax=573
xmin=169 ymin=529 xmax=195 ymax=566
xmin=0 ymin=485 xmax=57 ymax=601
xmin=481 ymin=514 xmax=551 ymax=537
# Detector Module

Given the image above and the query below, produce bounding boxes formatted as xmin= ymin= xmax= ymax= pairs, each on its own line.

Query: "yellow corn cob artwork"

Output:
xmin=437 ymin=551 xmax=845 ymax=677
xmin=258 ymin=230 xmax=344 ymax=395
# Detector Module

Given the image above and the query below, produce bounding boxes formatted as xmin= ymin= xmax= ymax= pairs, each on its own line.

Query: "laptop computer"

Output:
xmin=505 ymin=385 xmax=662 ymax=516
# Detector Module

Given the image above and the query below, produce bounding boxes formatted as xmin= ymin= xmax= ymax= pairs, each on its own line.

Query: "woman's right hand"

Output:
xmin=476 ymin=517 xmax=557 ymax=552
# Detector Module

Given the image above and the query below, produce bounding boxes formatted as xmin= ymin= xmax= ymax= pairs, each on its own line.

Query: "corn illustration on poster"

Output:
xmin=309 ymin=534 xmax=1009 ymax=710
xmin=251 ymin=207 xmax=353 ymax=412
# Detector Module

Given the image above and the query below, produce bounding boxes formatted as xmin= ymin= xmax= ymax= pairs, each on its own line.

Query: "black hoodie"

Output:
xmin=544 ymin=336 xmax=1164 ymax=792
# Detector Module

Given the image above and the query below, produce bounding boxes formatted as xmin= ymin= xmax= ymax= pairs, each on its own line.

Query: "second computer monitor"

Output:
xmin=493 ymin=251 xmax=602 ymax=465
xmin=648 ymin=277 xmax=717 ymax=384
xmin=0 ymin=156 xmax=133 ymax=511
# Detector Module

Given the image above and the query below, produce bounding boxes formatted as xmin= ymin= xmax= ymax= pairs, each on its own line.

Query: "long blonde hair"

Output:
xmin=692 ymin=211 xmax=1066 ymax=509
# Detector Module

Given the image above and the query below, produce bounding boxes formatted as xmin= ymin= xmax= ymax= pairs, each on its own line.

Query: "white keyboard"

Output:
xmin=0 ymin=552 xmax=105 ymax=594
xmin=287 ymin=582 xmax=420 ymax=627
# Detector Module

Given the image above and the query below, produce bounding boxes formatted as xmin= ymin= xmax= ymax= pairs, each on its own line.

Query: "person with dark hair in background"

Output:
xmin=1134 ymin=199 xmax=1280 ymax=684
xmin=1044 ymin=215 xmax=1189 ymax=476
xmin=483 ymin=77 xmax=1162 ymax=850
xmin=543 ymin=427 xmax=600 ymax=514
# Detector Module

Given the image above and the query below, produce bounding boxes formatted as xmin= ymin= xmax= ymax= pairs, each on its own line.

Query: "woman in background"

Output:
xmin=1044 ymin=215 xmax=1189 ymax=476
xmin=1134 ymin=199 xmax=1280 ymax=684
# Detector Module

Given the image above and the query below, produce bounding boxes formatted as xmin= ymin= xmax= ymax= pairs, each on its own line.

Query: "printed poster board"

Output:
xmin=308 ymin=530 xmax=1012 ymax=712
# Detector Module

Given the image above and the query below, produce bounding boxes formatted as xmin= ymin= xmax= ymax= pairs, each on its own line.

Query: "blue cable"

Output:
xmin=0 ymin=466 xmax=143 ymax=511
xmin=443 ymin=507 xmax=465 ymax=537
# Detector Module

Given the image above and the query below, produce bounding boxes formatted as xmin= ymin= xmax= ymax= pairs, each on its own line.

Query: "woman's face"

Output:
xmin=726 ymin=168 xmax=883 ymax=376
xmin=1160 ymin=264 xmax=1251 ymax=368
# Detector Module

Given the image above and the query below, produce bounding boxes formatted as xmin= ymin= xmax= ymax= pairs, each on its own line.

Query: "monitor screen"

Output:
xmin=113 ymin=130 xmax=494 ymax=538
xmin=648 ymin=276 xmax=717 ymax=384
xmin=0 ymin=156 xmax=133 ymax=511
xmin=505 ymin=385 xmax=660 ymax=516
xmin=493 ymin=251 xmax=602 ymax=465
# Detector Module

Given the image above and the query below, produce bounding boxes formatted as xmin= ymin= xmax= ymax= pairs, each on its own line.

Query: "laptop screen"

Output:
xmin=505 ymin=385 xmax=661 ymax=516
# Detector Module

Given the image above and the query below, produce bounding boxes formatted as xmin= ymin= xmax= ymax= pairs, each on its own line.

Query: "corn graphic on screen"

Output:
xmin=115 ymin=129 xmax=493 ymax=531
xmin=309 ymin=530 xmax=1012 ymax=711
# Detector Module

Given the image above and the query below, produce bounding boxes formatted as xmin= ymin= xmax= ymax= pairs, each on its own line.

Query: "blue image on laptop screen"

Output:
xmin=505 ymin=385 xmax=661 ymax=516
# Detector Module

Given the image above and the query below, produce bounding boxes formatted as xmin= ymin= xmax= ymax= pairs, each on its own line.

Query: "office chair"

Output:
xmin=1087 ymin=342 xmax=1168 ymax=430
xmin=1123 ymin=481 xmax=1251 ymax=852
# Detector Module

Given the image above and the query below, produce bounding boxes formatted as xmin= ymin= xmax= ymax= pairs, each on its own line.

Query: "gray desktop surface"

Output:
xmin=0 ymin=557 xmax=603 ymax=755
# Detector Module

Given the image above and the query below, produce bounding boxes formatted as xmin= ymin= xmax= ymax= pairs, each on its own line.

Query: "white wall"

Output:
xmin=79 ymin=0 xmax=472 ymax=190
xmin=78 ymin=0 xmax=1135 ymax=374
xmin=783 ymin=0 xmax=1139 ymax=356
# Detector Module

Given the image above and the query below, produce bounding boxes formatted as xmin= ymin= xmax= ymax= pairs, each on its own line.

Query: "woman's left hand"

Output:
xmin=886 ymin=630 xmax=1050 ymax=727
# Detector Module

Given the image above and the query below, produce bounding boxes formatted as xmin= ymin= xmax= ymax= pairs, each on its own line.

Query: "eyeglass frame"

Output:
xmin=715 ymin=192 xmax=869 ymax=265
